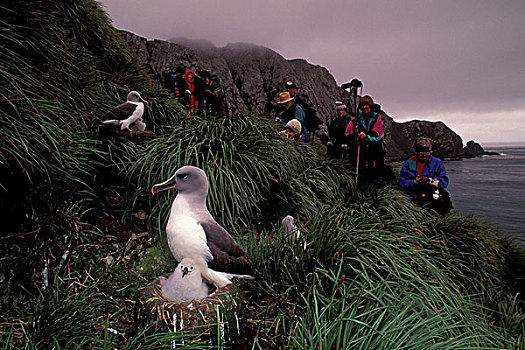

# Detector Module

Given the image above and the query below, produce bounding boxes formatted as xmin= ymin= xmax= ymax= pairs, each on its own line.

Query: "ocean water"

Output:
xmin=445 ymin=143 xmax=525 ymax=246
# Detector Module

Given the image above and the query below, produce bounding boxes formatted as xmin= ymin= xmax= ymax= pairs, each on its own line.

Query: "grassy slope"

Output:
xmin=1 ymin=1 xmax=524 ymax=348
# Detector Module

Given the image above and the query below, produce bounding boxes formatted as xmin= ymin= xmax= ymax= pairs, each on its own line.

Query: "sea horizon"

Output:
xmin=446 ymin=143 xmax=525 ymax=247
xmin=478 ymin=140 xmax=525 ymax=149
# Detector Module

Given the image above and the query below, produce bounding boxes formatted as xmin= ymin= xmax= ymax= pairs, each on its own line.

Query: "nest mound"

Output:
xmin=134 ymin=280 xmax=241 ymax=339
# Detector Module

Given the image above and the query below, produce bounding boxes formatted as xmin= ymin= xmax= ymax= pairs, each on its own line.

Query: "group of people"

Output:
xmin=162 ymin=70 xmax=452 ymax=215
xmin=162 ymin=67 xmax=226 ymax=116
xmin=326 ymin=96 xmax=452 ymax=215
xmin=273 ymin=81 xmax=322 ymax=145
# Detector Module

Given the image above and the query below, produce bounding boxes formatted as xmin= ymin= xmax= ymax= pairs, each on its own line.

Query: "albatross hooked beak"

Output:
xmin=140 ymin=96 xmax=149 ymax=106
xmin=151 ymin=174 xmax=177 ymax=194
xmin=182 ymin=266 xmax=189 ymax=278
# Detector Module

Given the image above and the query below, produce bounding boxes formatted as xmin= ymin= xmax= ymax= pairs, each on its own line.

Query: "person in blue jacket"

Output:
xmin=276 ymin=91 xmax=309 ymax=142
xmin=399 ymin=136 xmax=453 ymax=214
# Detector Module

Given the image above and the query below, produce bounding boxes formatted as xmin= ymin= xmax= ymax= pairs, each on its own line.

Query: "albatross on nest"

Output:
xmin=151 ymin=166 xmax=257 ymax=289
xmin=102 ymin=91 xmax=148 ymax=131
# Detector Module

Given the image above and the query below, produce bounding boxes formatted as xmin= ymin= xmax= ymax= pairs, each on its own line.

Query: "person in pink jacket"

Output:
xmin=345 ymin=95 xmax=385 ymax=173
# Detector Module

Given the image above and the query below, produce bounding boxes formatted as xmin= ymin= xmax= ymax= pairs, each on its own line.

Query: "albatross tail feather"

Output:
xmin=225 ymin=273 xmax=255 ymax=280
xmin=202 ymin=268 xmax=232 ymax=289
xmin=101 ymin=119 xmax=121 ymax=126
xmin=192 ymin=258 xmax=231 ymax=288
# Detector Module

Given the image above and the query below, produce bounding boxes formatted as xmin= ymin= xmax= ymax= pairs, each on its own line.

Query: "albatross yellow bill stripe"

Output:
xmin=151 ymin=174 xmax=177 ymax=194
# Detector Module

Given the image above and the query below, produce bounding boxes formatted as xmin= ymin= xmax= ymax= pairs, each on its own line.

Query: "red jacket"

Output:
xmin=184 ymin=70 xmax=198 ymax=112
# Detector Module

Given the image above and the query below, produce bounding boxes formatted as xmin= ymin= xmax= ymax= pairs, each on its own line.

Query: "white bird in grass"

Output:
xmin=281 ymin=215 xmax=301 ymax=239
xmin=160 ymin=258 xmax=210 ymax=302
xmin=151 ymin=166 xmax=257 ymax=290
xmin=102 ymin=91 xmax=148 ymax=132
xmin=281 ymin=215 xmax=307 ymax=250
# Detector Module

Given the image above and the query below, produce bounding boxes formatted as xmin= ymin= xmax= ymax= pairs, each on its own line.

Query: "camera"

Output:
xmin=341 ymin=78 xmax=363 ymax=90
xmin=427 ymin=178 xmax=439 ymax=187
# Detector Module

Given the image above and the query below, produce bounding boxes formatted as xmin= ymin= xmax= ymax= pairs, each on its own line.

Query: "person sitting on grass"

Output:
xmin=399 ymin=136 xmax=453 ymax=215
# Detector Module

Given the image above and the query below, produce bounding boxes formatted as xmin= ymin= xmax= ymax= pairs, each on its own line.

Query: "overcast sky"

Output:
xmin=98 ymin=0 xmax=525 ymax=145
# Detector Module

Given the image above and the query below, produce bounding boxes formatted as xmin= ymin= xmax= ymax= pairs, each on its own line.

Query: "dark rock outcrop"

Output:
xmin=462 ymin=140 xmax=499 ymax=158
xmin=384 ymin=117 xmax=464 ymax=160
xmin=120 ymin=31 xmax=493 ymax=161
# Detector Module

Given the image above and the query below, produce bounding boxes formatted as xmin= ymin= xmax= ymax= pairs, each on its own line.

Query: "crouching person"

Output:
xmin=399 ymin=137 xmax=453 ymax=215
xmin=284 ymin=119 xmax=307 ymax=145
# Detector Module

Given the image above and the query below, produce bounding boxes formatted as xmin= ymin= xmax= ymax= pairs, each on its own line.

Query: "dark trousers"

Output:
xmin=348 ymin=141 xmax=384 ymax=171
xmin=326 ymin=143 xmax=345 ymax=159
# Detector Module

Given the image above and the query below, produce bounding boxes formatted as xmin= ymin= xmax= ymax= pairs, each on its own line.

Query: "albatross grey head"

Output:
xmin=151 ymin=166 xmax=209 ymax=197
xmin=127 ymin=91 xmax=148 ymax=105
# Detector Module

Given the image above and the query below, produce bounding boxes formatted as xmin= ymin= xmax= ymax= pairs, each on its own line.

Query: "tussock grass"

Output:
xmin=242 ymin=191 xmax=525 ymax=348
xmin=126 ymin=114 xmax=355 ymax=231
xmin=290 ymin=265 xmax=510 ymax=349
xmin=3 ymin=275 xmax=106 ymax=349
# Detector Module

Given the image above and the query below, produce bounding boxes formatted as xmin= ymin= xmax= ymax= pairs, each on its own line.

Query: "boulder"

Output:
xmin=462 ymin=140 xmax=499 ymax=158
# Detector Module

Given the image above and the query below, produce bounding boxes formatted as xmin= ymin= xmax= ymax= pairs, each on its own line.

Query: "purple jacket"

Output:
xmin=399 ymin=154 xmax=449 ymax=191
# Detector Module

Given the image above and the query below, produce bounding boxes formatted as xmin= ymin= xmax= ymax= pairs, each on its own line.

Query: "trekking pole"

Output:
xmin=352 ymin=80 xmax=362 ymax=186
xmin=355 ymin=143 xmax=361 ymax=186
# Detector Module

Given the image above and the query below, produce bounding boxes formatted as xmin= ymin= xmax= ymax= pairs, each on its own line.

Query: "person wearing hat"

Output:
xmin=399 ymin=136 xmax=453 ymax=215
xmin=283 ymin=119 xmax=306 ymax=144
xmin=283 ymin=119 xmax=307 ymax=144
xmin=184 ymin=70 xmax=200 ymax=114
xmin=284 ymin=80 xmax=307 ymax=106
xmin=284 ymin=80 xmax=312 ymax=112
xmin=283 ymin=80 xmax=320 ymax=137
xmin=344 ymin=95 xmax=385 ymax=172
xmin=200 ymin=72 xmax=227 ymax=116
xmin=284 ymin=81 xmax=297 ymax=101
xmin=276 ymin=91 xmax=308 ymax=142
xmin=326 ymin=103 xmax=352 ymax=158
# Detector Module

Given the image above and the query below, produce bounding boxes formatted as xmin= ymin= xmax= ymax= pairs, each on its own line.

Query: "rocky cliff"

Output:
xmin=121 ymin=31 xmax=492 ymax=161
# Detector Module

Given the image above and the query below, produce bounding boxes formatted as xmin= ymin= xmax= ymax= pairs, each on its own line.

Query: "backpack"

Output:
xmin=162 ymin=71 xmax=175 ymax=89
xmin=295 ymin=96 xmax=322 ymax=132
xmin=303 ymin=105 xmax=322 ymax=133
xmin=413 ymin=187 xmax=453 ymax=215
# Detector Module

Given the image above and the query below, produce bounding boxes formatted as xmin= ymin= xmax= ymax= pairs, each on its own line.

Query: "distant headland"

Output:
xmin=120 ymin=31 xmax=495 ymax=161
